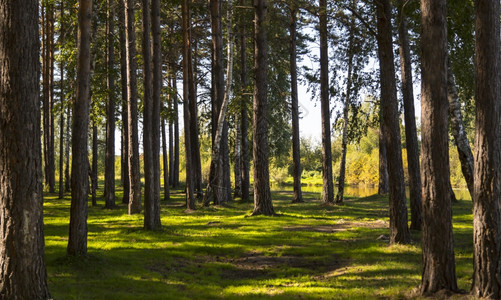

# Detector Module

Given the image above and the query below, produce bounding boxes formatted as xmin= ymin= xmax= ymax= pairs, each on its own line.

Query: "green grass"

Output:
xmin=44 ymin=186 xmax=474 ymax=299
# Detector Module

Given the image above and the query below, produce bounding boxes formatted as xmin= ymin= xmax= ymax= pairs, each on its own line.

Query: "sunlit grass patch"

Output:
xmin=44 ymin=187 xmax=474 ymax=299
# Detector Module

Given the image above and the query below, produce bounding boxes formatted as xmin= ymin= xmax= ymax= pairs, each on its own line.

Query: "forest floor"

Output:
xmin=44 ymin=185 xmax=474 ymax=299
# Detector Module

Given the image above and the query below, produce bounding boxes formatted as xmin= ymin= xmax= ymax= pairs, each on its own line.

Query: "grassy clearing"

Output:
xmin=44 ymin=187 xmax=474 ymax=299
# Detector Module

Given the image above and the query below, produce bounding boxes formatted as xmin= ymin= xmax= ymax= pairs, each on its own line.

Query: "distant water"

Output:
xmin=272 ymin=184 xmax=472 ymax=200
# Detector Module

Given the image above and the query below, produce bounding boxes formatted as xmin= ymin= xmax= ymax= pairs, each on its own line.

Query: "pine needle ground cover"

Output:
xmin=44 ymin=189 xmax=473 ymax=299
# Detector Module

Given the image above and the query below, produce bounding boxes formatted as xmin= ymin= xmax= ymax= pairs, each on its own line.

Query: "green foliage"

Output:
xmin=44 ymin=187 xmax=474 ymax=298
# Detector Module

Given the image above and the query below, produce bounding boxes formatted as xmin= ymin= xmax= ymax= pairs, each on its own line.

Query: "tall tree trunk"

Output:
xmin=182 ymin=0 xmax=196 ymax=210
xmin=251 ymin=0 xmax=274 ymax=216
xmin=91 ymin=122 xmax=98 ymax=206
xmin=125 ymin=0 xmax=142 ymax=214
xmin=43 ymin=0 xmax=56 ymax=193
xmin=141 ymin=0 xmax=162 ymax=229
xmin=105 ymin=0 xmax=116 ymax=209
xmin=239 ymin=0 xmax=250 ymax=203
xmin=151 ymin=0 xmax=162 ymax=212
xmin=398 ymin=2 xmax=421 ymax=230
xmin=65 ymin=104 xmax=71 ymax=192
xmin=319 ymin=0 xmax=334 ymax=204
xmin=0 ymin=0 xmax=51 ymax=296
xmin=290 ymin=6 xmax=303 ymax=204
xmin=209 ymin=0 xmax=231 ymax=205
xmin=378 ymin=117 xmax=389 ymax=195
xmin=162 ymin=116 xmax=170 ymax=201
xmin=336 ymin=4 xmax=355 ymax=204
xmin=204 ymin=0 xmax=235 ymax=206
xmin=447 ymin=58 xmax=474 ymax=199
xmin=168 ymin=73 xmax=174 ymax=186
xmin=142 ymin=0 xmax=157 ymax=229
xmin=419 ymin=0 xmax=458 ymax=294
xmin=119 ymin=0 xmax=129 ymax=204
xmin=191 ymin=34 xmax=204 ymax=199
xmin=59 ymin=2 xmax=65 ymax=199
xmin=471 ymin=0 xmax=501 ymax=297
xmin=68 ymin=0 xmax=93 ymax=256
xmin=234 ymin=114 xmax=242 ymax=198
xmin=376 ymin=0 xmax=410 ymax=244
xmin=172 ymin=74 xmax=180 ymax=188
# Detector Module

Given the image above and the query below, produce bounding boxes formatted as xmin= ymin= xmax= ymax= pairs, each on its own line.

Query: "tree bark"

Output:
xmin=43 ymin=0 xmax=56 ymax=193
xmin=251 ymin=0 xmax=274 ymax=216
xmin=239 ymin=0 xmax=250 ymax=203
xmin=376 ymin=0 xmax=410 ymax=244
xmin=65 ymin=103 xmax=71 ymax=192
xmin=336 ymin=4 xmax=355 ymax=204
xmin=397 ymin=2 xmax=421 ymax=230
xmin=182 ymin=0 xmax=196 ymax=210
xmin=290 ymin=6 xmax=303 ymax=204
xmin=447 ymin=58 xmax=474 ymax=199
xmin=162 ymin=116 xmax=170 ymax=201
xmin=378 ymin=117 xmax=389 ymax=195
xmin=91 ymin=122 xmax=98 ymax=206
xmin=172 ymin=74 xmax=180 ymax=188
xmin=319 ymin=0 xmax=334 ymax=204
xmin=168 ymin=73 xmax=174 ymax=186
xmin=234 ymin=114 xmax=242 ymax=198
xmin=142 ymin=0 xmax=157 ymax=229
xmin=190 ymin=31 xmax=204 ymax=200
xmin=125 ymin=0 xmax=142 ymax=214
xmin=419 ymin=0 xmax=458 ymax=294
xmin=104 ymin=0 xmax=116 ymax=209
xmin=151 ymin=0 xmax=162 ymax=215
xmin=204 ymin=0 xmax=235 ymax=206
xmin=471 ymin=0 xmax=501 ymax=297
xmin=0 ymin=0 xmax=51 ymax=296
xmin=68 ymin=0 xmax=93 ymax=256
xmin=209 ymin=0 xmax=232 ymax=205
xmin=119 ymin=0 xmax=129 ymax=204
xmin=59 ymin=4 xmax=65 ymax=199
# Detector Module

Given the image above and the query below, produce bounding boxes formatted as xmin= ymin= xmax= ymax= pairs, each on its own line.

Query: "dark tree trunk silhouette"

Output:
xmin=172 ymin=74 xmax=180 ymax=188
xmin=319 ymin=0 xmax=334 ymax=204
xmin=151 ymin=0 xmax=162 ymax=219
xmin=397 ymin=2 xmax=421 ymax=230
xmin=209 ymin=0 xmax=232 ymax=205
xmin=182 ymin=0 xmax=196 ymax=210
xmin=162 ymin=116 xmax=170 ymax=201
xmin=65 ymin=104 xmax=71 ymax=192
xmin=186 ymin=23 xmax=202 ymax=200
xmin=234 ymin=114 xmax=242 ymax=198
xmin=42 ymin=0 xmax=56 ymax=193
xmin=290 ymin=6 xmax=303 ymax=204
xmin=59 ymin=2 xmax=65 ymax=199
xmin=91 ymin=122 xmax=98 ymax=206
xmin=204 ymin=1 xmax=235 ymax=207
xmin=239 ymin=0 xmax=250 ymax=203
xmin=68 ymin=0 xmax=93 ymax=256
xmin=419 ymin=0 xmax=458 ymax=294
xmin=168 ymin=74 xmax=174 ymax=186
xmin=336 ymin=3 xmax=355 ymax=204
xmin=142 ymin=0 xmax=159 ymax=230
xmin=378 ymin=118 xmax=389 ymax=195
xmin=0 ymin=0 xmax=51 ymax=296
xmin=251 ymin=0 xmax=274 ymax=216
xmin=119 ymin=0 xmax=129 ymax=204
xmin=376 ymin=0 xmax=410 ymax=244
xmin=125 ymin=0 xmax=142 ymax=214
xmin=447 ymin=58 xmax=474 ymax=199
xmin=104 ymin=0 xmax=116 ymax=209
xmin=471 ymin=0 xmax=501 ymax=297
